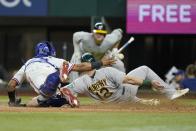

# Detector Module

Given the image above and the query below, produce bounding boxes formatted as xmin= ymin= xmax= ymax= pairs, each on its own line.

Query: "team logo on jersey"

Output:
xmin=88 ymin=79 xmax=113 ymax=100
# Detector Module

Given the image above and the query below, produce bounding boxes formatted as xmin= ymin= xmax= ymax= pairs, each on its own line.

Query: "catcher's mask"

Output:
xmin=81 ymin=52 xmax=96 ymax=63
xmin=35 ymin=41 xmax=56 ymax=57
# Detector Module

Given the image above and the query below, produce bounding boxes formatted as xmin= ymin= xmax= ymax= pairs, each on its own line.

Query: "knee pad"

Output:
xmin=39 ymin=71 xmax=60 ymax=97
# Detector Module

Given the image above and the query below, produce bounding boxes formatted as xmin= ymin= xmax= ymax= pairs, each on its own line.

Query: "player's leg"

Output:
xmin=127 ymin=65 xmax=189 ymax=99
xmin=69 ymin=53 xmax=81 ymax=82
xmin=39 ymin=70 xmax=79 ymax=107
xmin=46 ymin=93 xmax=69 ymax=107
xmin=120 ymin=85 xmax=160 ymax=105
xmin=26 ymin=94 xmax=69 ymax=107
xmin=26 ymin=95 xmax=46 ymax=107
xmin=39 ymin=71 xmax=60 ymax=97
xmin=136 ymin=97 xmax=160 ymax=106
xmin=36 ymin=71 xmax=69 ymax=107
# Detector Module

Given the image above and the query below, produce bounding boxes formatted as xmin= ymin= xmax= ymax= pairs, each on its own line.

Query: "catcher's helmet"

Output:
xmin=35 ymin=41 xmax=56 ymax=57
xmin=93 ymin=22 xmax=107 ymax=34
xmin=81 ymin=52 xmax=96 ymax=63
xmin=48 ymin=42 xmax=56 ymax=57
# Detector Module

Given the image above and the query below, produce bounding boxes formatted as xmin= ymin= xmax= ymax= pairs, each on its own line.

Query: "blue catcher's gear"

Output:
xmin=35 ymin=41 xmax=56 ymax=57
xmin=47 ymin=94 xmax=69 ymax=107
xmin=81 ymin=52 xmax=96 ymax=63
xmin=38 ymin=94 xmax=69 ymax=107
xmin=39 ymin=71 xmax=60 ymax=97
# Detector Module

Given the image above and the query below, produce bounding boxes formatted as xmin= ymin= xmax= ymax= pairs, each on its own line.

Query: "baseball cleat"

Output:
xmin=60 ymin=88 xmax=79 ymax=108
xmin=138 ymin=99 xmax=160 ymax=106
xmin=170 ymin=88 xmax=189 ymax=100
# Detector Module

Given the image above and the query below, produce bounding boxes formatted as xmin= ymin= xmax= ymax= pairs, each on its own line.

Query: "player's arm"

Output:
xmin=73 ymin=32 xmax=84 ymax=59
xmin=110 ymin=28 xmax=123 ymax=48
xmin=111 ymin=28 xmax=123 ymax=41
xmin=7 ymin=66 xmax=26 ymax=107
xmin=71 ymin=32 xmax=83 ymax=63
xmin=7 ymin=79 xmax=18 ymax=104
xmin=7 ymin=79 xmax=25 ymax=107
xmin=60 ymin=59 xmax=114 ymax=83
xmin=7 ymin=79 xmax=17 ymax=92
xmin=72 ymin=57 xmax=116 ymax=71
xmin=73 ymin=32 xmax=83 ymax=53
xmin=105 ymin=29 xmax=124 ymax=60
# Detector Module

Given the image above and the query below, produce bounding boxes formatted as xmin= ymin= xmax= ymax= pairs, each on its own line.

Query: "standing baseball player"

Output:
xmin=7 ymin=42 xmax=115 ymax=107
xmin=69 ymin=22 xmax=125 ymax=82
xmin=61 ymin=53 xmax=189 ymax=107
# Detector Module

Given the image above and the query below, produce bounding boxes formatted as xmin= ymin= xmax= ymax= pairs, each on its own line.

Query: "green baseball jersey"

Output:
xmin=73 ymin=29 xmax=122 ymax=60
xmin=67 ymin=67 xmax=128 ymax=102
xmin=67 ymin=66 xmax=178 ymax=103
xmin=69 ymin=29 xmax=125 ymax=82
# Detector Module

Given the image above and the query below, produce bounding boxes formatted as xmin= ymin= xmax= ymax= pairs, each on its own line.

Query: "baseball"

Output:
xmin=118 ymin=53 xmax=124 ymax=60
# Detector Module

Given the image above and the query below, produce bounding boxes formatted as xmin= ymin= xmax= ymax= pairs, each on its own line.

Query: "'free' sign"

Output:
xmin=139 ymin=4 xmax=191 ymax=23
xmin=126 ymin=0 xmax=196 ymax=34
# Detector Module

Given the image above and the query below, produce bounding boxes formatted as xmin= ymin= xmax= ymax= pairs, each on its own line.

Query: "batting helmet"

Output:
xmin=35 ymin=41 xmax=56 ymax=57
xmin=93 ymin=22 xmax=107 ymax=34
xmin=81 ymin=52 xmax=96 ymax=63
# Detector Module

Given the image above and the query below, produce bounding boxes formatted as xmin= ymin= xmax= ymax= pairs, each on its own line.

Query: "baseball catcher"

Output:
xmin=7 ymin=41 xmax=115 ymax=107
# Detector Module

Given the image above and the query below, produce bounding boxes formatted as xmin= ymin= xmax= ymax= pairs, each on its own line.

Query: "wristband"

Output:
xmin=142 ymin=80 xmax=152 ymax=87
xmin=91 ymin=61 xmax=103 ymax=69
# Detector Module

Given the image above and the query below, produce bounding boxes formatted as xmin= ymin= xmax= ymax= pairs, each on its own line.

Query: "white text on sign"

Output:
xmin=139 ymin=4 xmax=191 ymax=23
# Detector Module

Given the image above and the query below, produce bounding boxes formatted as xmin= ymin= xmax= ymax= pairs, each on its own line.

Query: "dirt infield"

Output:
xmin=1 ymin=99 xmax=196 ymax=113
xmin=1 ymin=90 xmax=196 ymax=113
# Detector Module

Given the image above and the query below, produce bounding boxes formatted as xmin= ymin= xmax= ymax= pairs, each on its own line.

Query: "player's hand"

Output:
xmin=108 ymin=48 xmax=118 ymax=59
xmin=60 ymin=88 xmax=79 ymax=108
xmin=101 ymin=56 xmax=116 ymax=66
xmin=60 ymin=61 xmax=69 ymax=83
xmin=151 ymin=80 xmax=164 ymax=92
xmin=107 ymin=48 xmax=124 ymax=60
xmin=8 ymin=98 xmax=26 ymax=107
